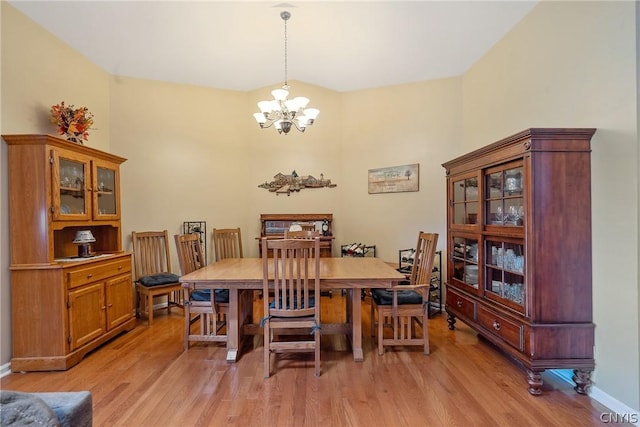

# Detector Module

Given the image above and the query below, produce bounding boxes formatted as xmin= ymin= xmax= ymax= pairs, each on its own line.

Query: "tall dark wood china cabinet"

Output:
xmin=442 ymin=128 xmax=596 ymax=395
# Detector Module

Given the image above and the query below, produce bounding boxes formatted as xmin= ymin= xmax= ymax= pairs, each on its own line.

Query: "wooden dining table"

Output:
xmin=179 ymin=257 xmax=405 ymax=363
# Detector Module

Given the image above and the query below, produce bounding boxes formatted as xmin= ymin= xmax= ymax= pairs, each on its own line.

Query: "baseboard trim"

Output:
xmin=550 ymin=369 xmax=639 ymax=426
xmin=0 ymin=362 xmax=11 ymax=378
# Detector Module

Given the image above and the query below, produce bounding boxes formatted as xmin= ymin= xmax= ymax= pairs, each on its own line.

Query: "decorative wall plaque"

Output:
xmin=368 ymin=163 xmax=419 ymax=194
xmin=258 ymin=170 xmax=337 ymax=196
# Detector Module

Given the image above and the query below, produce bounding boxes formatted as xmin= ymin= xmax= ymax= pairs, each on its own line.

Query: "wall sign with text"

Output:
xmin=368 ymin=163 xmax=419 ymax=194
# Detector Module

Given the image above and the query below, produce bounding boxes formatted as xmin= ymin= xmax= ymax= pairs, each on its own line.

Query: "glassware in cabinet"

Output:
xmin=451 ymin=236 xmax=479 ymax=290
xmin=485 ymin=164 xmax=524 ymax=226
xmin=485 ymin=239 xmax=525 ymax=311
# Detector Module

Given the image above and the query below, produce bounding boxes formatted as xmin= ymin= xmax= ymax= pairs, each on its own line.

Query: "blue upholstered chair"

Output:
xmin=261 ymin=237 xmax=321 ymax=377
xmin=175 ymin=233 xmax=229 ymax=350
xmin=370 ymin=232 xmax=439 ymax=355
xmin=132 ymin=230 xmax=183 ymax=325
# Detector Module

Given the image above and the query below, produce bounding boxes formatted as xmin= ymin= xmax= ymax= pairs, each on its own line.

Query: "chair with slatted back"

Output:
xmin=212 ymin=227 xmax=243 ymax=261
xmin=261 ymin=236 xmax=321 ymax=377
xmin=283 ymin=229 xmax=332 ymax=298
xmin=370 ymin=231 xmax=439 ymax=355
xmin=175 ymin=233 xmax=228 ymax=350
xmin=132 ymin=230 xmax=183 ymax=326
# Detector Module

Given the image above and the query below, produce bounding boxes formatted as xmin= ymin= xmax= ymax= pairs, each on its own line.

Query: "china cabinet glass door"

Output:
xmin=485 ymin=162 xmax=524 ymax=226
xmin=451 ymin=236 xmax=480 ymax=291
xmin=484 ymin=239 xmax=525 ymax=312
xmin=92 ymin=160 xmax=120 ymax=220
xmin=451 ymin=174 xmax=479 ymax=226
xmin=53 ymin=151 xmax=90 ymax=221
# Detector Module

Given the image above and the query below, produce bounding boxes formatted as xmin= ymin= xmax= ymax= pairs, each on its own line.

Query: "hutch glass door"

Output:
xmin=93 ymin=162 xmax=118 ymax=219
xmin=54 ymin=152 xmax=90 ymax=221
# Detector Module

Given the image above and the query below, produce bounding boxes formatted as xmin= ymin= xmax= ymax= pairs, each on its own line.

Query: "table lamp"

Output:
xmin=72 ymin=230 xmax=96 ymax=257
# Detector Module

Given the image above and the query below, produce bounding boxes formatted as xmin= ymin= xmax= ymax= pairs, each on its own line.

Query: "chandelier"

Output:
xmin=253 ymin=11 xmax=319 ymax=135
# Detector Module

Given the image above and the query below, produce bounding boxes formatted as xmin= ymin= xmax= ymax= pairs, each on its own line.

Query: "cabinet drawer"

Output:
xmin=477 ymin=305 xmax=524 ymax=352
xmin=446 ymin=288 xmax=476 ymax=320
xmin=67 ymin=258 xmax=131 ymax=289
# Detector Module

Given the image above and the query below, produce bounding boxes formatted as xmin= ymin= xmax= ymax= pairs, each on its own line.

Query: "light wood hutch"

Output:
xmin=259 ymin=213 xmax=333 ymax=257
xmin=3 ymin=134 xmax=135 ymax=372
xmin=442 ymin=128 xmax=596 ymax=395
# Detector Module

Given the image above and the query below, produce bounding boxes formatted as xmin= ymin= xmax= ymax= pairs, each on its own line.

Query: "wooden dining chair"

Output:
xmin=370 ymin=231 xmax=439 ymax=355
xmin=261 ymin=237 xmax=321 ymax=377
xmin=212 ymin=227 xmax=243 ymax=261
xmin=175 ymin=233 xmax=228 ymax=350
xmin=131 ymin=230 xmax=183 ymax=326
xmin=283 ymin=229 xmax=332 ymax=298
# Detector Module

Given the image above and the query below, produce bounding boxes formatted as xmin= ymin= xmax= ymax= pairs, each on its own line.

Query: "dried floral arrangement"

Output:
xmin=50 ymin=101 xmax=94 ymax=143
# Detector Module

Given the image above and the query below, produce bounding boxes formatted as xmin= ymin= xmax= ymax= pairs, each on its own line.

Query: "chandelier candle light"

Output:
xmin=253 ymin=11 xmax=319 ymax=135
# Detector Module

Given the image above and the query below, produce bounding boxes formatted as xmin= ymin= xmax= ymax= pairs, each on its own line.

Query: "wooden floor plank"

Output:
xmin=1 ymin=294 xmax=618 ymax=426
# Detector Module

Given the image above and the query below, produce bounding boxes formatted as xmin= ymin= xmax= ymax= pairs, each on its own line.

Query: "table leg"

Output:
xmin=226 ymin=288 xmax=240 ymax=363
xmin=350 ymin=288 xmax=364 ymax=362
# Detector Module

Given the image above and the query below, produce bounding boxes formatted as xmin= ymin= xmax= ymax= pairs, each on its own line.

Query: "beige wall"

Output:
xmin=0 ymin=2 xmax=111 ymax=368
xmin=462 ymin=1 xmax=639 ymax=409
xmin=339 ymin=79 xmax=461 ymax=260
xmin=112 ymin=75 xmax=454 ymax=269
xmin=1 ymin=0 xmax=638 ymax=413
xmin=109 ymin=76 xmax=251 ymax=263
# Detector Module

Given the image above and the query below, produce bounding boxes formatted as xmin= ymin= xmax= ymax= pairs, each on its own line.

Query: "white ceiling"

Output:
xmin=10 ymin=1 xmax=538 ymax=93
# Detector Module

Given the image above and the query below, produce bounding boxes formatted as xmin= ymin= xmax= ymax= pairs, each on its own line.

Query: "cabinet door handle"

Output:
xmin=456 ymin=299 xmax=463 ymax=308
xmin=493 ymin=320 xmax=501 ymax=331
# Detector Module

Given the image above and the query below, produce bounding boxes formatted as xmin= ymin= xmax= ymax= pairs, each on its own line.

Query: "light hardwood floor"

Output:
xmin=1 ymin=294 xmax=614 ymax=426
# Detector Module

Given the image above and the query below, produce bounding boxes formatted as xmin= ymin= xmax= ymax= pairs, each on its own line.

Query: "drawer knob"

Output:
xmin=87 ymin=274 xmax=93 ymax=278
xmin=456 ymin=299 xmax=463 ymax=308
xmin=493 ymin=320 xmax=501 ymax=331
xmin=118 ymin=265 xmax=123 ymax=270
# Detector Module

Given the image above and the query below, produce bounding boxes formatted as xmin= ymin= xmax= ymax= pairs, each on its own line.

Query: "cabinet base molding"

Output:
xmin=447 ymin=310 xmax=594 ymax=395
xmin=10 ymin=317 xmax=135 ymax=372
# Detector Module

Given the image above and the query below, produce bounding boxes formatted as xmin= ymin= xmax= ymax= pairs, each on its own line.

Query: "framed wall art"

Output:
xmin=368 ymin=163 xmax=419 ymax=194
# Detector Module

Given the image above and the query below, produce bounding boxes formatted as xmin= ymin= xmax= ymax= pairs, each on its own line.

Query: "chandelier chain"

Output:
xmin=283 ymin=13 xmax=288 ymax=87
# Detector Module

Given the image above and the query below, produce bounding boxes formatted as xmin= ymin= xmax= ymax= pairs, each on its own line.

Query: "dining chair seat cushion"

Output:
xmin=137 ymin=273 xmax=180 ymax=287
xmin=269 ymin=296 xmax=316 ymax=310
xmin=215 ymin=289 xmax=229 ymax=303
xmin=190 ymin=289 xmax=229 ymax=303
xmin=371 ymin=288 xmax=422 ymax=305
